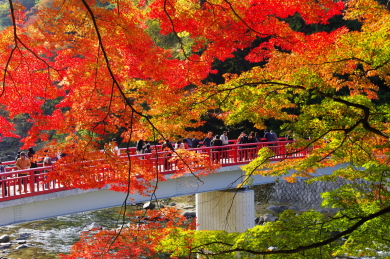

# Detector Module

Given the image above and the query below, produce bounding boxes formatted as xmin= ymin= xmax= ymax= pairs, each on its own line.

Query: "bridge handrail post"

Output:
xmin=149 ymin=152 xmax=162 ymax=174
xmin=29 ymin=170 xmax=35 ymax=194
xmin=275 ymin=142 xmax=280 ymax=157
xmin=204 ymin=147 xmax=212 ymax=164
xmin=232 ymin=145 xmax=238 ymax=163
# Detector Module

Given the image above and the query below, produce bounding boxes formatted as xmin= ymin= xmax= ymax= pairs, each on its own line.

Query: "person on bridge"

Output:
xmin=28 ymin=148 xmax=39 ymax=176
xmin=184 ymin=136 xmax=193 ymax=148
xmin=237 ymin=132 xmax=248 ymax=161
xmin=43 ymin=151 xmax=53 ymax=167
xmin=15 ymin=151 xmax=20 ymax=161
xmin=254 ymin=132 xmax=262 ymax=142
xmin=247 ymin=132 xmax=257 ymax=146
xmin=15 ymin=152 xmax=31 ymax=193
xmin=15 ymin=152 xmax=31 ymax=170
xmin=211 ymin=135 xmax=223 ymax=163
xmin=142 ymin=144 xmax=152 ymax=154
xmin=28 ymin=148 xmax=37 ymax=169
xmin=0 ymin=161 xmax=7 ymax=196
xmin=42 ymin=151 xmax=53 ymax=189
xmin=211 ymin=135 xmax=223 ymax=147
xmin=136 ymin=140 xmax=144 ymax=154
xmin=182 ymin=138 xmax=190 ymax=149
xmin=203 ymin=131 xmax=213 ymax=147
xmin=264 ymin=130 xmax=272 ymax=142
xmin=111 ymin=139 xmax=121 ymax=156
xmin=237 ymin=131 xmax=248 ymax=145
xmin=270 ymin=130 xmax=278 ymax=142
xmin=162 ymin=140 xmax=174 ymax=151
xmin=220 ymin=131 xmax=229 ymax=145
xmin=161 ymin=141 xmax=174 ymax=171
xmin=0 ymin=161 xmax=5 ymax=173
xmin=174 ymin=139 xmax=186 ymax=150
xmin=219 ymin=131 xmax=229 ymax=159
xmin=191 ymin=135 xmax=200 ymax=148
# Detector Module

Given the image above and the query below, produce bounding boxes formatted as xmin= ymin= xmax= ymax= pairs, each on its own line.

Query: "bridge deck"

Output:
xmin=0 ymin=141 xmax=308 ymax=202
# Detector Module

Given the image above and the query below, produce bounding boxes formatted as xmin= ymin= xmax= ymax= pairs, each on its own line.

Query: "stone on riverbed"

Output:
xmin=143 ymin=202 xmax=156 ymax=210
xmin=15 ymin=233 xmax=31 ymax=240
xmin=181 ymin=211 xmax=196 ymax=219
xmin=82 ymin=222 xmax=102 ymax=232
xmin=16 ymin=244 xmax=28 ymax=249
xmin=255 ymin=214 xmax=278 ymax=225
xmin=0 ymin=243 xmax=12 ymax=249
xmin=0 ymin=235 xmax=9 ymax=243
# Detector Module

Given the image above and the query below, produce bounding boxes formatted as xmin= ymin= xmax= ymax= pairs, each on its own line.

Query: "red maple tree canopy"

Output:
xmin=1 ymin=0 xmax=345 ymax=142
xmin=3 ymin=0 xmax=390 ymax=257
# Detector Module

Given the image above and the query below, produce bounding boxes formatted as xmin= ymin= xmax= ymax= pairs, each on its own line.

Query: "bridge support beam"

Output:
xmin=196 ymin=188 xmax=254 ymax=233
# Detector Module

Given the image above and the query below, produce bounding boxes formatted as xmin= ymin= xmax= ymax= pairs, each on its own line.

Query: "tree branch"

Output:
xmin=195 ymin=205 xmax=390 ymax=256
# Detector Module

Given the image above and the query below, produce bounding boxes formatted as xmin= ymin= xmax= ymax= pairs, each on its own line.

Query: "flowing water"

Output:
xmin=2 ymin=194 xmax=387 ymax=259
xmin=0 ymin=205 xmax=137 ymax=258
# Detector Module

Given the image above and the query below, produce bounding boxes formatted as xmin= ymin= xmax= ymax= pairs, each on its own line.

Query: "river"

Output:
xmin=1 ymin=190 xmax=387 ymax=259
xmin=0 ymin=205 xmax=136 ymax=259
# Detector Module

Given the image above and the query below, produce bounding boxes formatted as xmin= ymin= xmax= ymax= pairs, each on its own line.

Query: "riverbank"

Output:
xmin=0 ymin=182 xmax=343 ymax=258
xmin=0 ymin=206 xmax=125 ymax=259
xmin=0 ymin=196 xmax=199 ymax=259
xmin=0 ymin=194 xmax=278 ymax=259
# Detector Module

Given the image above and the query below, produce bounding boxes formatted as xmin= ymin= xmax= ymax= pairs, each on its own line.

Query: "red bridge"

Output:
xmin=0 ymin=140 xmax=306 ymax=202
xmin=0 ymin=140 xmax=317 ymax=226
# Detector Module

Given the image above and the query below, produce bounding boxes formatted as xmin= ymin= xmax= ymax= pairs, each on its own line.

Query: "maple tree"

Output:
xmin=157 ymin=0 xmax=390 ymax=258
xmin=1 ymin=0 xmax=390 ymax=257
xmin=62 ymin=207 xmax=196 ymax=258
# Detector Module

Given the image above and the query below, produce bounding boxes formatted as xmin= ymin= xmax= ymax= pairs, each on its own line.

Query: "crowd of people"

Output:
xmin=0 ymin=147 xmax=56 ymax=196
xmin=132 ymin=129 xmax=282 ymax=155
xmin=1 ymin=130 xmax=282 ymax=169
xmin=11 ymin=148 xmax=52 ymax=171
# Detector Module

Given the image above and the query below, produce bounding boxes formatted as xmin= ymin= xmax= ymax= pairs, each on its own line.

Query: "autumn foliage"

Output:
xmin=2 ymin=0 xmax=390 ymax=257
xmin=59 ymin=207 xmax=196 ymax=258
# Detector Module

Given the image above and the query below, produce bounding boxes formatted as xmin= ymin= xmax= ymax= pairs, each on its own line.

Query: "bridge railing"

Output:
xmin=0 ymin=167 xmax=69 ymax=201
xmin=0 ymin=140 xmax=309 ymax=201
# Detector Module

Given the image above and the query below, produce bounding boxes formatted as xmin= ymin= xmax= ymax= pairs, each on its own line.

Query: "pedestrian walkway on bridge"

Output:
xmin=0 ymin=140 xmax=309 ymax=202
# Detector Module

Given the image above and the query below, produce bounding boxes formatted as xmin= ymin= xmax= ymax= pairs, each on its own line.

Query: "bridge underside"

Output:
xmin=0 ymin=165 xmax=337 ymax=226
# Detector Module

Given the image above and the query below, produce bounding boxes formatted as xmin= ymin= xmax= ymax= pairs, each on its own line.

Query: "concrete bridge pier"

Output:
xmin=196 ymin=188 xmax=254 ymax=233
